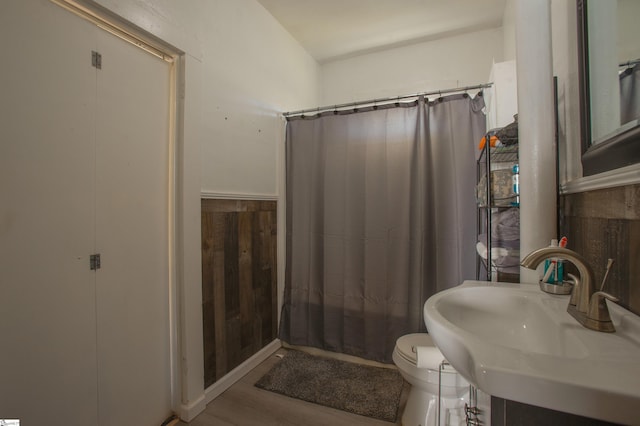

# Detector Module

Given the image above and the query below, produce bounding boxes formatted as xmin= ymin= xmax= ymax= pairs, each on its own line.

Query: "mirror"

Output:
xmin=578 ymin=0 xmax=640 ymax=176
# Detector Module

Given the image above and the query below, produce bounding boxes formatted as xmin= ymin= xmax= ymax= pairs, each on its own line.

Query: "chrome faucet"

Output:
xmin=521 ymin=246 xmax=618 ymax=332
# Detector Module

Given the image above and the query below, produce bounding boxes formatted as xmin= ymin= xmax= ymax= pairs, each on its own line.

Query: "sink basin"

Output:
xmin=435 ymin=286 xmax=589 ymax=358
xmin=424 ymin=280 xmax=640 ymax=425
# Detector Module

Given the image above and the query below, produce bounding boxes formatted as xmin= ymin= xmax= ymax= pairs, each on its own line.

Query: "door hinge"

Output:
xmin=90 ymin=253 xmax=101 ymax=270
xmin=91 ymin=50 xmax=102 ymax=69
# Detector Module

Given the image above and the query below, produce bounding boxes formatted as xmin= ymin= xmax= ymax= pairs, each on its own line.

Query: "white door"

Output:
xmin=0 ymin=1 xmax=173 ymax=424
xmin=0 ymin=1 xmax=99 ymax=424
xmin=93 ymin=23 xmax=172 ymax=426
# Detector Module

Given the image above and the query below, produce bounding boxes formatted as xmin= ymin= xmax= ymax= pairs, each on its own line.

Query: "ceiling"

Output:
xmin=256 ymin=0 xmax=506 ymax=63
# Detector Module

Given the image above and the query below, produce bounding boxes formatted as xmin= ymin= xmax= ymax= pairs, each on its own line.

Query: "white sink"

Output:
xmin=423 ymin=280 xmax=640 ymax=425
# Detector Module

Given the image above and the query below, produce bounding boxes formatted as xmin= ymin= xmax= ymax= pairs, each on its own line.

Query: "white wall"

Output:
xmin=502 ymin=0 xmax=517 ymax=61
xmin=320 ymin=27 xmax=504 ymax=105
xmin=92 ymin=0 xmax=320 ymax=420
xmin=196 ymin=1 xmax=320 ymax=195
xmin=486 ymin=60 xmax=518 ymax=129
xmin=96 ymin=0 xmax=319 ymax=196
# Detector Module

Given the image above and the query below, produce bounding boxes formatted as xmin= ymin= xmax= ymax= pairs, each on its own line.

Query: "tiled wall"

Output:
xmin=559 ymin=183 xmax=640 ymax=315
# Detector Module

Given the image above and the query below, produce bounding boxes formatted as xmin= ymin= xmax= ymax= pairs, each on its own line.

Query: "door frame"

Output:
xmin=51 ymin=0 xmax=186 ymax=415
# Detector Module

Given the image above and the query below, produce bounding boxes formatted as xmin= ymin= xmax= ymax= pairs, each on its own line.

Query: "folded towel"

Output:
xmin=476 ymin=242 xmax=510 ymax=260
xmin=415 ymin=345 xmax=445 ymax=370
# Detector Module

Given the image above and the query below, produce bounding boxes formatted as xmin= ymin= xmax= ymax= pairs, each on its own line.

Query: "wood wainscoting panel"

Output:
xmin=202 ymin=199 xmax=278 ymax=387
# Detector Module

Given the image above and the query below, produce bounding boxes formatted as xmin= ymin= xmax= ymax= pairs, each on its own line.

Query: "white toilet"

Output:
xmin=392 ymin=333 xmax=469 ymax=426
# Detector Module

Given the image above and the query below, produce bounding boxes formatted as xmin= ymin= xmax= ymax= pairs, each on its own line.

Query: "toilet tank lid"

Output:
xmin=396 ymin=333 xmax=437 ymax=363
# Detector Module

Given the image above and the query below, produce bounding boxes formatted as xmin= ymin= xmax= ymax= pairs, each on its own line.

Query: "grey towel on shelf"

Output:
xmin=491 ymin=208 xmax=519 ymax=241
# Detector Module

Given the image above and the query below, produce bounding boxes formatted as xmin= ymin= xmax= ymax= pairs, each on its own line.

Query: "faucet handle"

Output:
xmin=599 ymin=258 xmax=615 ymax=291
xmin=588 ymin=291 xmax=619 ymax=324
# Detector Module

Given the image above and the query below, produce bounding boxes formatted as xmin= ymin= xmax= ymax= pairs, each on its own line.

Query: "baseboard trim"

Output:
xmin=204 ymin=339 xmax=282 ymax=405
xmin=178 ymin=393 xmax=207 ymax=422
xmin=281 ymin=342 xmax=396 ymax=369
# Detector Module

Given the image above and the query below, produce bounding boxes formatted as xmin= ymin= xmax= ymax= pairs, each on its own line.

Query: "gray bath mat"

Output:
xmin=255 ymin=349 xmax=404 ymax=422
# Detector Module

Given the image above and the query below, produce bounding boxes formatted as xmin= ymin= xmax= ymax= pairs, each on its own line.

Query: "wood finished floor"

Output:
xmin=180 ymin=348 xmax=410 ymax=426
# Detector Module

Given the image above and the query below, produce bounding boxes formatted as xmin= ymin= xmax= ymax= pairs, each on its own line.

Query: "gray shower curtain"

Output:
xmin=620 ymin=65 xmax=639 ymax=125
xmin=280 ymin=94 xmax=485 ymax=363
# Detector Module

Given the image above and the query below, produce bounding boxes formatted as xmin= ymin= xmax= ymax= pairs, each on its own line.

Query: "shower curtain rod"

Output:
xmin=283 ymin=82 xmax=493 ymax=117
xmin=620 ymin=58 xmax=640 ymax=68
